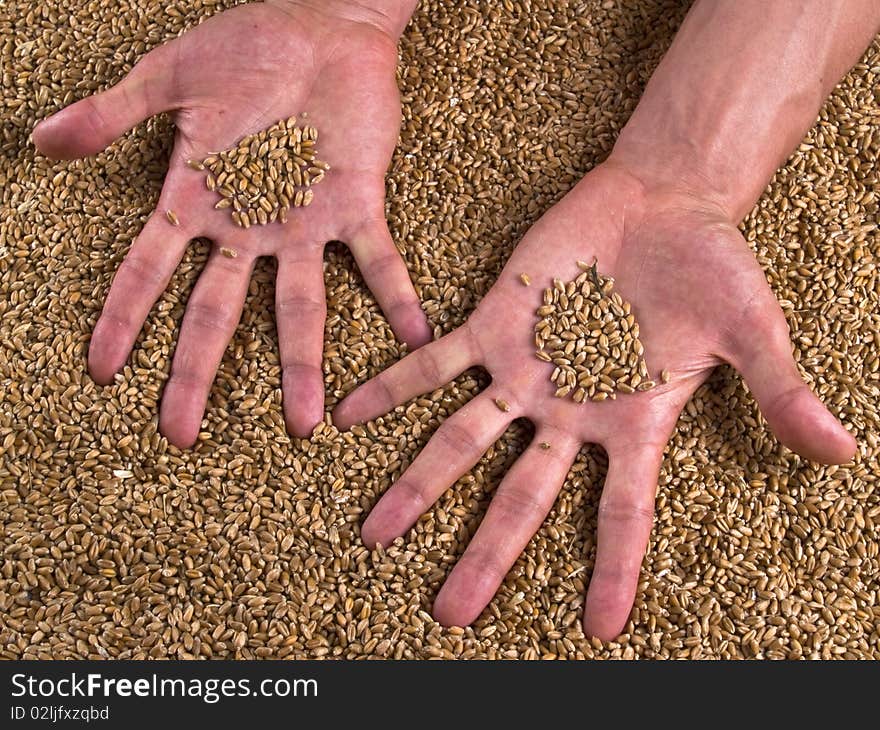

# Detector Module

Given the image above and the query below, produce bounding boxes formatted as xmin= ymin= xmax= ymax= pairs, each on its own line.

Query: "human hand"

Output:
xmin=333 ymin=162 xmax=856 ymax=640
xmin=32 ymin=0 xmax=429 ymax=445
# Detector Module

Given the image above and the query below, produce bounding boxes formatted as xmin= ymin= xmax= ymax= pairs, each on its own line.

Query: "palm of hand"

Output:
xmin=166 ymin=2 xmax=401 ymax=244
xmin=335 ymin=163 xmax=856 ymax=639
xmin=34 ymin=1 xmax=430 ymax=445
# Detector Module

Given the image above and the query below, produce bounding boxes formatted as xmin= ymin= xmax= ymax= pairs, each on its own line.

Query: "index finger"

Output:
xmin=347 ymin=220 xmax=432 ymax=350
xmin=89 ymin=212 xmax=191 ymax=384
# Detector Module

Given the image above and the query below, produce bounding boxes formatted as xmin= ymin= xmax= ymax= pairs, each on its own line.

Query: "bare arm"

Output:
xmin=611 ymin=0 xmax=880 ymax=221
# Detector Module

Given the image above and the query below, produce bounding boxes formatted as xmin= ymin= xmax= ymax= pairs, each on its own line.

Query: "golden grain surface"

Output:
xmin=1 ymin=0 xmax=878 ymax=659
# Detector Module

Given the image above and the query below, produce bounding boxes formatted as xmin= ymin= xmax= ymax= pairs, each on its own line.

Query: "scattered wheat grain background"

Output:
xmin=1 ymin=0 xmax=878 ymax=659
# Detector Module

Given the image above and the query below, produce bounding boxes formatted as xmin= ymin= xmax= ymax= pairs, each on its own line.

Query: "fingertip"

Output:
xmin=287 ymin=413 xmax=322 ymax=440
xmin=432 ymin=590 xmax=477 ymax=629
xmin=31 ymin=118 xmax=51 ymax=155
xmin=331 ymin=391 xmax=366 ymax=432
xmin=359 ymin=518 xmax=391 ymax=552
xmin=809 ymin=411 xmax=858 ymax=464
xmin=432 ymin=561 xmax=496 ymax=628
xmin=432 ymin=610 xmax=462 ymax=630
xmin=87 ymin=352 xmax=120 ymax=387
xmin=837 ymin=429 xmax=859 ymax=463
xmin=360 ymin=486 xmax=417 ymax=549
xmin=395 ymin=306 xmax=432 ymax=350
xmin=159 ymin=382 xmax=206 ymax=449
xmin=812 ymin=404 xmax=857 ymax=464
xmin=158 ymin=411 xmax=201 ymax=450
xmin=770 ymin=388 xmax=858 ymax=464
xmin=733 ymin=322 xmax=859 ymax=466
xmin=32 ymin=115 xmax=63 ymax=158
xmin=582 ymin=592 xmax=631 ymax=642
xmin=359 ymin=523 xmax=378 ymax=551
xmin=282 ymin=365 xmax=324 ymax=438
xmin=32 ymin=107 xmax=92 ymax=160
xmin=582 ymin=613 xmax=627 ymax=643
xmin=88 ymin=320 xmax=129 ymax=385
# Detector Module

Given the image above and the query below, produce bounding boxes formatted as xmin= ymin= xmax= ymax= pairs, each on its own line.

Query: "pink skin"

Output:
xmin=333 ymin=162 xmax=857 ymax=641
xmin=32 ymin=0 xmax=431 ymax=445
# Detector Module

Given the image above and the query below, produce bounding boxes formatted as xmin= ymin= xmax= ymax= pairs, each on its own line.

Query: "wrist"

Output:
xmin=269 ymin=0 xmax=418 ymax=39
xmin=608 ymin=74 xmax=827 ymax=225
xmin=607 ymin=128 xmax=743 ymax=225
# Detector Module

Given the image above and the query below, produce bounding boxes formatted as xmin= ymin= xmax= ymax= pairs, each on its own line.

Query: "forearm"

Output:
xmin=610 ymin=0 xmax=880 ymax=222
xmin=271 ymin=0 xmax=418 ymax=38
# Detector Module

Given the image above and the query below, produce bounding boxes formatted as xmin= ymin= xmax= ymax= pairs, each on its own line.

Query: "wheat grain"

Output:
xmin=535 ymin=263 xmax=656 ymax=402
xmin=195 ymin=117 xmax=328 ymax=228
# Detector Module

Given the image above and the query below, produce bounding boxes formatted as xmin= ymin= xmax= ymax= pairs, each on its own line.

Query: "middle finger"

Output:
xmin=160 ymin=247 xmax=255 ymax=447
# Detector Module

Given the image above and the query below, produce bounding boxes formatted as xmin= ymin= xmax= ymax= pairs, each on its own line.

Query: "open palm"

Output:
xmin=334 ymin=162 xmax=856 ymax=640
xmin=33 ymin=0 xmax=430 ymax=445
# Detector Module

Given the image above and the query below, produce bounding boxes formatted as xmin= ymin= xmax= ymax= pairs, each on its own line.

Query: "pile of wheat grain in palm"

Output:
xmin=184 ymin=115 xmax=330 ymax=228
xmin=532 ymin=260 xmax=668 ymax=402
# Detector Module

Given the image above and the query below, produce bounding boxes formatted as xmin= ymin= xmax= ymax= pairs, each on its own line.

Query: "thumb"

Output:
xmin=33 ymin=51 xmax=173 ymax=159
xmin=729 ymin=303 xmax=856 ymax=464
